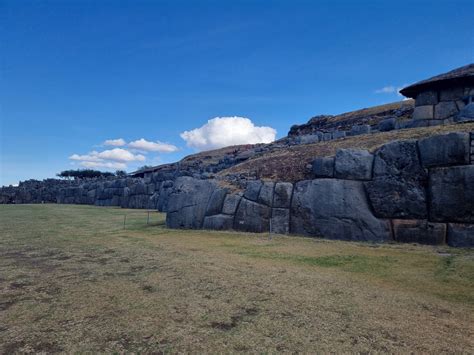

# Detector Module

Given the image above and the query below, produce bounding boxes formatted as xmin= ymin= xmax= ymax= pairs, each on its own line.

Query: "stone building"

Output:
xmin=400 ymin=63 xmax=474 ymax=123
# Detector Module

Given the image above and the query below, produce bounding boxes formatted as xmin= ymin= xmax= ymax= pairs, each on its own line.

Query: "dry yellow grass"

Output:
xmin=1 ymin=204 xmax=473 ymax=353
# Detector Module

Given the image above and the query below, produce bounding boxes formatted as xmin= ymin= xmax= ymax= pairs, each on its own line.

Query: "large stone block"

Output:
xmin=447 ymin=223 xmax=474 ymax=247
xmin=156 ymin=181 xmax=173 ymax=212
xmin=273 ymin=182 xmax=293 ymax=208
xmin=322 ymin=132 xmax=332 ymax=141
xmin=147 ymin=192 xmax=160 ymax=210
xmin=271 ymin=208 xmax=290 ymax=234
xmin=166 ymin=177 xmax=216 ymax=229
xmin=131 ymin=182 xmax=147 ymax=195
xmin=234 ymin=198 xmax=271 ymax=233
xmin=412 ymin=105 xmax=434 ymax=120
xmin=312 ymin=157 xmax=335 ymax=178
xmin=418 ymin=132 xmax=470 ymax=168
xmin=366 ymin=179 xmax=428 ymax=219
xmin=434 ymin=101 xmax=458 ymax=119
xmin=222 ymin=194 xmax=241 ymax=215
xmin=332 ymin=130 xmax=346 ymax=139
xmin=398 ymin=119 xmax=430 ymax=129
xmin=439 ymin=87 xmax=464 ymax=101
xmin=243 ymin=181 xmax=262 ymax=202
xmin=205 ymin=188 xmax=228 ymax=216
xmin=298 ymin=134 xmax=320 ymax=144
xmin=378 ymin=117 xmax=397 ymax=132
xmin=366 ymin=140 xmax=428 ymax=219
xmin=429 ymin=166 xmax=474 ymax=223
xmin=146 ymin=183 xmax=155 ymax=195
xmin=415 ymin=91 xmax=438 ymax=106
xmin=350 ymin=125 xmax=371 ymax=136
xmin=373 ymin=140 xmax=426 ymax=178
xmin=334 ymin=149 xmax=373 ymax=181
xmin=455 ymin=103 xmax=474 ymax=123
xmin=392 ymin=219 xmax=446 ymax=245
xmin=257 ymin=181 xmax=275 ymax=207
xmin=290 ymin=179 xmax=391 ymax=242
xmin=203 ymin=214 xmax=235 ymax=231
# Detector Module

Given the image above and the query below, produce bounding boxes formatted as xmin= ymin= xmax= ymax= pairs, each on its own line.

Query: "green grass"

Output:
xmin=1 ymin=204 xmax=473 ymax=353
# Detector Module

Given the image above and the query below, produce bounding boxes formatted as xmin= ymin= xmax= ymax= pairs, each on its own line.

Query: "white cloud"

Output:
xmin=96 ymin=148 xmax=145 ymax=162
xmin=69 ymin=148 xmax=145 ymax=171
xmin=69 ymin=152 xmax=103 ymax=162
xmin=79 ymin=161 xmax=127 ymax=169
xmin=180 ymin=116 xmax=276 ymax=151
xmin=375 ymin=85 xmax=407 ymax=97
xmin=375 ymin=86 xmax=397 ymax=94
xmin=103 ymin=138 xmax=126 ymax=146
xmin=128 ymin=138 xmax=178 ymax=152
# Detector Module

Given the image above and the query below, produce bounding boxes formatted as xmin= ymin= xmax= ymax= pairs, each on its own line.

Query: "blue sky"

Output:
xmin=1 ymin=0 xmax=473 ymax=186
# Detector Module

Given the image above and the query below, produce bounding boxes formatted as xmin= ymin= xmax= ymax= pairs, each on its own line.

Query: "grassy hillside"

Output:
xmin=221 ymin=122 xmax=474 ymax=182
xmin=1 ymin=204 xmax=473 ymax=353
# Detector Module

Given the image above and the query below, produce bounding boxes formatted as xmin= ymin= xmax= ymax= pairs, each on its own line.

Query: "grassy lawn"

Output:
xmin=1 ymin=204 xmax=473 ymax=353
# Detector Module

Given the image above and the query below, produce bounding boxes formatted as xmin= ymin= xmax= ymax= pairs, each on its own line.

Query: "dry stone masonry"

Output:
xmin=2 ymin=63 xmax=474 ymax=248
xmin=165 ymin=131 xmax=474 ymax=248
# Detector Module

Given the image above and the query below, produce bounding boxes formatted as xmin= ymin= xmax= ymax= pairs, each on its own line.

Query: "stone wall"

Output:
xmin=166 ymin=131 xmax=474 ymax=248
xmin=56 ymin=173 xmax=176 ymax=211
xmin=0 ymin=179 xmax=75 ymax=204
xmin=287 ymin=96 xmax=474 ymax=147
xmin=412 ymin=86 xmax=474 ymax=123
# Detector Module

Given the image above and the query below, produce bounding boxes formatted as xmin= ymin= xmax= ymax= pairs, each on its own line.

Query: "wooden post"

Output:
xmin=123 ymin=214 xmax=127 ymax=229
xmin=147 ymin=211 xmax=150 ymax=225
xmin=269 ymin=217 xmax=273 ymax=240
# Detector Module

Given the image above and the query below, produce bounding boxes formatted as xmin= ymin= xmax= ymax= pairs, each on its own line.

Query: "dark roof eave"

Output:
xmin=400 ymin=76 xmax=474 ymax=98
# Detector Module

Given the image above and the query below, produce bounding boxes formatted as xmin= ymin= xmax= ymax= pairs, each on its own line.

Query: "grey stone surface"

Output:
xmin=323 ymin=132 xmax=332 ymax=141
xmin=334 ymin=149 xmax=373 ymax=181
xmin=366 ymin=140 xmax=428 ymax=219
xmin=147 ymin=192 xmax=160 ymax=209
xmin=455 ymin=103 xmax=474 ymax=122
xmin=392 ymin=219 xmax=446 ymax=245
xmin=418 ymin=132 xmax=470 ymax=168
xmin=299 ymin=134 xmax=320 ymax=144
xmin=412 ymin=105 xmax=434 ymax=120
xmin=271 ymin=208 xmax=290 ymax=234
xmin=434 ymin=101 xmax=458 ymax=119
xmin=290 ymin=179 xmax=391 ymax=242
xmin=447 ymin=223 xmax=474 ymax=247
xmin=222 ymin=194 xmax=242 ymax=215
xmin=456 ymin=100 xmax=466 ymax=111
xmin=378 ymin=117 xmax=396 ymax=132
xmin=398 ymin=119 xmax=430 ymax=129
xmin=332 ymin=130 xmax=346 ymax=139
xmin=415 ymin=91 xmax=438 ymax=106
xmin=439 ymin=87 xmax=464 ymax=101
xmin=205 ymin=188 xmax=228 ymax=216
xmin=429 ymin=165 xmax=474 ymax=223
xmin=312 ymin=157 xmax=335 ymax=178
xmin=156 ymin=180 xmax=174 ymax=212
xmin=350 ymin=125 xmax=371 ymax=135
xmin=234 ymin=198 xmax=271 ymax=233
xmin=243 ymin=180 xmax=262 ymax=201
xmin=166 ymin=177 xmax=216 ymax=229
xmin=257 ymin=182 xmax=275 ymax=207
xmin=203 ymin=214 xmax=235 ymax=230
xmin=146 ymin=183 xmax=155 ymax=195
xmin=273 ymin=182 xmax=293 ymax=208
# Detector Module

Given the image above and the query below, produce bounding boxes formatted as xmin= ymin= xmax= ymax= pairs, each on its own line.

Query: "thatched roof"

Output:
xmin=400 ymin=63 xmax=474 ymax=98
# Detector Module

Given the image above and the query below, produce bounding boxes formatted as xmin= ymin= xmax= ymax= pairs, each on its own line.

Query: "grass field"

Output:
xmin=1 ymin=204 xmax=473 ymax=353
